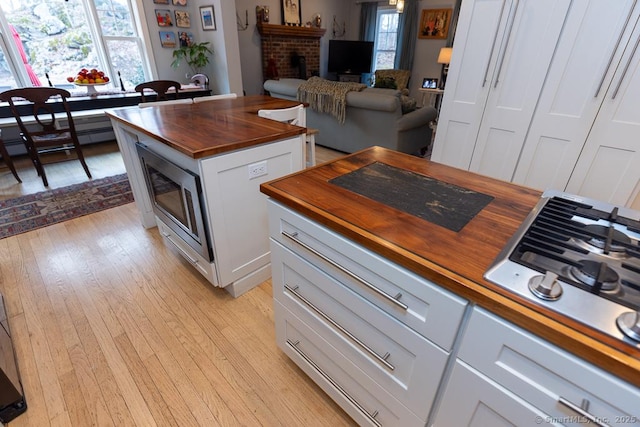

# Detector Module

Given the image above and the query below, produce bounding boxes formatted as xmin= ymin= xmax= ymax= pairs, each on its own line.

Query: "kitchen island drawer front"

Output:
xmin=272 ymin=241 xmax=449 ymax=419
xmin=274 ymin=301 xmax=425 ymax=427
xmin=458 ymin=308 xmax=640 ymax=425
xmin=268 ymin=200 xmax=468 ymax=350
xmin=433 ymin=360 xmax=550 ymax=427
xmin=156 ymin=217 xmax=218 ymax=285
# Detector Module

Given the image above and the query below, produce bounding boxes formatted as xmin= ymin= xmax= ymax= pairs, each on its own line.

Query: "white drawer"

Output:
xmin=272 ymin=241 xmax=449 ymax=420
xmin=458 ymin=307 xmax=640 ymax=426
xmin=433 ymin=361 xmax=550 ymax=427
xmin=156 ymin=217 xmax=218 ymax=285
xmin=275 ymin=301 xmax=425 ymax=427
xmin=268 ymin=200 xmax=468 ymax=350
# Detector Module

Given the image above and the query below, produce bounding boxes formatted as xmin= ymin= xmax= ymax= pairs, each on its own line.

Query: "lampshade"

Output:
xmin=396 ymin=0 xmax=405 ymax=13
xmin=437 ymin=47 xmax=452 ymax=64
xmin=389 ymin=0 xmax=397 ymax=5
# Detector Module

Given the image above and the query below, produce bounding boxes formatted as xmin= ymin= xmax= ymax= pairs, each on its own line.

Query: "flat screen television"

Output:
xmin=328 ymin=40 xmax=374 ymax=75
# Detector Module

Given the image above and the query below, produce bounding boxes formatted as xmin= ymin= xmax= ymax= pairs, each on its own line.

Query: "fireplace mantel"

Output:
xmin=257 ymin=23 xmax=326 ymax=39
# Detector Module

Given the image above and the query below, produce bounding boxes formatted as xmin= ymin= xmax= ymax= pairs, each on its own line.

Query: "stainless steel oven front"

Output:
xmin=136 ymin=142 xmax=213 ymax=262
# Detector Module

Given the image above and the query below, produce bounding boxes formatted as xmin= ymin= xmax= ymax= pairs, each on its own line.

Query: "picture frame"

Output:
xmin=153 ymin=0 xmax=169 ymax=4
xmin=178 ymin=31 xmax=195 ymax=48
xmin=172 ymin=0 xmax=187 ymax=5
xmin=159 ymin=31 xmax=176 ymax=48
xmin=155 ymin=9 xmax=173 ymax=27
xmin=418 ymin=8 xmax=452 ymax=39
xmin=422 ymin=77 xmax=439 ymax=89
xmin=281 ymin=0 xmax=301 ymax=26
xmin=175 ymin=10 xmax=191 ymax=28
xmin=199 ymin=6 xmax=216 ymax=31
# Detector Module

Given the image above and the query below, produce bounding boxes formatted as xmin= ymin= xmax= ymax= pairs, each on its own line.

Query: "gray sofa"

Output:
xmin=263 ymin=78 xmax=437 ymax=155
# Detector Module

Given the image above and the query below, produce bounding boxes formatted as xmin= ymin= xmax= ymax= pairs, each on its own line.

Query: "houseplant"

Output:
xmin=171 ymin=41 xmax=213 ymax=76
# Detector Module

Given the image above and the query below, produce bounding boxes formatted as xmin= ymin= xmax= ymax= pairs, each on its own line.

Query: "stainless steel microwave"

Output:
xmin=136 ymin=142 xmax=213 ymax=262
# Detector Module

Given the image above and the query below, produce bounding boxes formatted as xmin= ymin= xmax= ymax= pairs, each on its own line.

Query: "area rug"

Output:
xmin=0 ymin=173 xmax=134 ymax=239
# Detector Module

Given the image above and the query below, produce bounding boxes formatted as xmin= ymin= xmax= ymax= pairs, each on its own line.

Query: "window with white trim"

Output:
xmin=373 ymin=8 xmax=399 ymax=71
xmin=0 ymin=0 xmax=150 ymax=90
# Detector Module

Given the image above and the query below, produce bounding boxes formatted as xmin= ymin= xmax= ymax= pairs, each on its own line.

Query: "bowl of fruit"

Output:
xmin=67 ymin=68 xmax=110 ymax=94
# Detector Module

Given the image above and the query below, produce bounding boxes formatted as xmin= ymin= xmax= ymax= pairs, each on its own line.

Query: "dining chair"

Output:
xmin=134 ymin=80 xmax=181 ymax=103
xmin=0 ymin=130 xmax=21 ymax=183
xmin=0 ymin=87 xmax=91 ymax=187
xmin=138 ymin=98 xmax=193 ymax=108
xmin=192 ymin=93 xmax=238 ymax=103
xmin=258 ymin=104 xmax=316 ymax=167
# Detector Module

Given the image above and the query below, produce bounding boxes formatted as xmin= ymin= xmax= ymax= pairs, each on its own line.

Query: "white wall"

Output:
xmin=137 ymin=0 xmax=243 ymax=95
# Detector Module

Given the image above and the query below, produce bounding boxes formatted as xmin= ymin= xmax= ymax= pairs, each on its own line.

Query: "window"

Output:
xmin=373 ymin=8 xmax=399 ymax=70
xmin=0 ymin=0 xmax=150 ymax=90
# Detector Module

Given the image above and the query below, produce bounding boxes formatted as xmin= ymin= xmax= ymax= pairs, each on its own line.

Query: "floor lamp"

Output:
xmin=437 ymin=47 xmax=452 ymax=89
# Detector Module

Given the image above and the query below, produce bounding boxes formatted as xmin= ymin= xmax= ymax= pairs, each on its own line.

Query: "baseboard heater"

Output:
xmin=0 ymin=292 xmax=27 ymax=424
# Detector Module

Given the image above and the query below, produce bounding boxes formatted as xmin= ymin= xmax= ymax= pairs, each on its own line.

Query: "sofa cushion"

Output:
xmin=400 ymin=95 xmax=418 ymax=114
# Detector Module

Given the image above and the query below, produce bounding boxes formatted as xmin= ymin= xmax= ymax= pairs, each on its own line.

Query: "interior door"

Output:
xmin=468 ymin=0 xmax=572 ymax=181
xmin=565 ymin=16 xmax=640 ymax=209
xmin=431 ymin=0 xmax=513 ymax=170
xmin=512 ymin=0 xmax=640 ymax=193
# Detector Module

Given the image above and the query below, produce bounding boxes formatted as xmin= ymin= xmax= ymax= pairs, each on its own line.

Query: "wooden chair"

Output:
xmin=258 ymin=104 xmax=316 ymax=167
xmin=192 ymin=93 xmax=238 ymax=103
xmin=0 ymin=130 xmax=21 ymax=183
xmin=134 ymin=80 xmax=181 ymax=103
xmin=0 ymin=87 xmax=91 ymax=187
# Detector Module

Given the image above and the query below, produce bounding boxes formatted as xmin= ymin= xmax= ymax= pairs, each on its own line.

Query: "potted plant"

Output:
xmin=171 ymin=41 xmax=213 ymax=77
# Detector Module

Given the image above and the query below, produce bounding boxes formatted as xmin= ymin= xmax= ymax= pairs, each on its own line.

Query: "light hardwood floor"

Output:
xmin=0 ymin=141 xmax=354 ymax=426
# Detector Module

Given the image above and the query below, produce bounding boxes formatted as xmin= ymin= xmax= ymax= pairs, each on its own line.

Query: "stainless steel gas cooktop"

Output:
xmin=485 ymin=190 xmax=640 ymax=347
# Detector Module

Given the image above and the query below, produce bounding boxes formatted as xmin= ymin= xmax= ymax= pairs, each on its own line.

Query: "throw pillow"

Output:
xmin=400 ymin=95 xmax=417 ymax=114
xmin=374 ymin=76 xmax=397 ymax=89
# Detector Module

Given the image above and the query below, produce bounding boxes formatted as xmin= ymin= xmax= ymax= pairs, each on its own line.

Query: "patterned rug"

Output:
xmin=0 ymin=173 xmax=134 ymax=239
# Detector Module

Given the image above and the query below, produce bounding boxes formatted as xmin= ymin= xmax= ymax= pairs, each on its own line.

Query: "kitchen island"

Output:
xmin=261 ymin=146 xmax=640 ymax=426
xmin=107 ymin=95 xmax=306 ymax=297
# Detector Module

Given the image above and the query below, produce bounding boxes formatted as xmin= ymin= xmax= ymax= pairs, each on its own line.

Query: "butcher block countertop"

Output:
xmin=106 ymin=95 xmax=306 ymax=159
xmin=260 ymin=146 xmax=640 ymax=387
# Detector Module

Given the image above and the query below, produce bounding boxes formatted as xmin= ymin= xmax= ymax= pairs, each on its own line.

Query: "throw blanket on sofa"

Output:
xmin=297 ymin=76 xmax=366 ymax=124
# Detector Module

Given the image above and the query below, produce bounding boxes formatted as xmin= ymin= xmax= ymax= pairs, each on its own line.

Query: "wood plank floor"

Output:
xmin=0 ymin=141 xmax=355 ymax=426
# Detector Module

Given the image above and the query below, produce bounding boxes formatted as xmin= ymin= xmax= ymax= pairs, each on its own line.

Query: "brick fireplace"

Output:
xmin=257 ymin=23 xmax=326 ymax=81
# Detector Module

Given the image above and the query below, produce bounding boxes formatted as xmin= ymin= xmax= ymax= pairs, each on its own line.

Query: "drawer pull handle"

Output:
xmin=285 ymin=284 xmax=395 ymax=372
xmin=161 ymin=231 xmax=199 ymax=265
xmin=558 ymin=397 xmax=611 ymax=427
xmin=282 ymin=230 xmax=408 ymax=311
xmin=286 ymin=339 xmax=382 ymax=427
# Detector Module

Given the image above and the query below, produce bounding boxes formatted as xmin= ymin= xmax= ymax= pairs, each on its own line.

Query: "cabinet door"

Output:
xmin=513 ymin=0 xmax=639 ymax=193
xmin=468 ymin=0 xmax=571 ymax=181
xmin=431 ymin=0 xmax=514 ymax=170
xmin=565 ymin=18 xmax=640 ymax=209
xmin=433 ymin=361 xmax=549 ymax=427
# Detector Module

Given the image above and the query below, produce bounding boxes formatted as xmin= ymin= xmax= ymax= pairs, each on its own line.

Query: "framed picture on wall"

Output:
xmin=200 ymin=6 xmax=216 ymax=31
xmin=178 ymin=31 xmax=195 ymax=47
xmin=155 ymin=9 xmax=173 ymax=27
xmin=175 ymin=11 xmax=191 ymax=28
xmin=172 ymin=0 xmax=187 ymax=5
xmin=159 ymin=31 xmax=176 ymax=48
xmin=282 ymin=0 xmax=301 ymax=26
xmin=418 ymin=9 xmax=452 ymax=39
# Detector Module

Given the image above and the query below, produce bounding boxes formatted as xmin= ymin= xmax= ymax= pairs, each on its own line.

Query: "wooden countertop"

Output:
xmin=260 ymin=146 xmax=640 ymax=388
xmin=105 ymin=95 xmax=306 ymax=158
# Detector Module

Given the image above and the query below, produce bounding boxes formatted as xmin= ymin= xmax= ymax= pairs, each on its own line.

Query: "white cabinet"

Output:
xmin=513 ymin=0 xmax=640 ymax=209
xmin=432 ymin=0 xmax=571 ymax=180
xmin=268 ymin=200 xmax=469 ymax=426
xmin=435 ymin=0 xmax=640 ymax=208
xmin=433 ymin=307 xmax=640 ymax=426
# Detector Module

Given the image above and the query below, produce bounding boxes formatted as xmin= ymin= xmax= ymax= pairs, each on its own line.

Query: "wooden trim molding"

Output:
xmin=257 ymin=23 xmax=326 ymax=39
